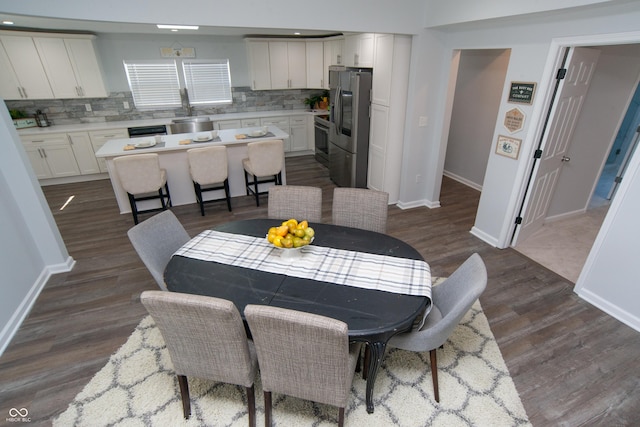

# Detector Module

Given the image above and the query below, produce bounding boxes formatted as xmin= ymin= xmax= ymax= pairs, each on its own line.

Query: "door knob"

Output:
xmin=561 ymin=156 xmax=571 ymax=162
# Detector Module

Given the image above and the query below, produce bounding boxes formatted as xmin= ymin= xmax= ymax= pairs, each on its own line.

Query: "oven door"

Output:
xmin=314 ymin=119 xmax=330 ymax=167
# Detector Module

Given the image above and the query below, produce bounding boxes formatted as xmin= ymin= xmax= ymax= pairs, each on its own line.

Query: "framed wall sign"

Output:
xmin=504 ymin=107 xmax=525 ymax=133
xmin=496 ymin=135 xmax=522 ymax=160
xmin=508 ymin=81 xmax=536 ymax=104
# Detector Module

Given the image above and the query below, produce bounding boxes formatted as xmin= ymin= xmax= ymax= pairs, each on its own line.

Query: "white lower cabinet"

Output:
xmin=217 ymin=120 xmax=242 ymax=130
xmin=241 ymin=118 xmax=261 ymax=128
xmin=260 ymin=117 xmax=291 ymax=151
xmin=68 ymin=132 xmax=101 ymax=174
xmin=22 ymin=134 xmax=80 ymax=179
xmin=289 ymin=116 xmax=310 ymax=152
xmin=89 ymin=129 xmax=129 ymax=173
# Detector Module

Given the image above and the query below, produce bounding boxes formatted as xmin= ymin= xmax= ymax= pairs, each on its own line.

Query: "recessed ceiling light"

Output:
xmin=157 ymin=24 xmax=199 ymax=30
xmin=294 ymin=32 xmax=301 ymax=35
xmin=2 ymin=21 xmax=14 ymax=25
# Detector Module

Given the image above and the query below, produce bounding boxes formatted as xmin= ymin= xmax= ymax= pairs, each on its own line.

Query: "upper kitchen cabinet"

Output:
xmin=34 ymin=36 xmax=108 ymax=99
xmin=323 ymin=37 xmax=344 ymax=89
xmin=306 ymin=40 xmax=324 ymax=89
xmin=269 ymin=41 xmax=306 ymax=89
xmin=343 ymin=33 xmax=374 ymax=68
xmin=247 ymin=40 xmax=272 ymax=90
xmin=0 ymin=34 xmax=54 ymax=100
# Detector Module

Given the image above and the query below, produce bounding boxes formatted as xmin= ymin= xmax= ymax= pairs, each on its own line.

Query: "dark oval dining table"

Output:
xmin=164 ymin=218 xmax=430 ymax=414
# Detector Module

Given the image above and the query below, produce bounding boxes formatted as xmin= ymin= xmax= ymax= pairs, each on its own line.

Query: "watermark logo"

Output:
xmin=7 ymin=408 xmax=31 ymax=423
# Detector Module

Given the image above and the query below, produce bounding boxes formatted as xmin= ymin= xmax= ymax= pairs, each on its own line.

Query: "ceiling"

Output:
xmin=0 ymin=13 xmax=339 ymax=38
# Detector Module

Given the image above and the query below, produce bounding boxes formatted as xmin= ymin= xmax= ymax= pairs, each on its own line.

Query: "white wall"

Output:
xmin=548 ymin=44 xmax=640 ymax=218
xmin=0 ymin=106 xmax=73 ymax=355
xmin=444 ymin=49 xmax=510 ymax=189
xmin=95 ymin=34 xmax=250 ymax=91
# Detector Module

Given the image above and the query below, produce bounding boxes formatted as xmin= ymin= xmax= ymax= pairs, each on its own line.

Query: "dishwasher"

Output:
xmin=127 ymin=125 xmax=168 ymax=138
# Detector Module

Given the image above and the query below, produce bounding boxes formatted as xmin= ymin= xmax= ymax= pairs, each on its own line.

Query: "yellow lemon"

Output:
xmin=268 ymin=226 xmax=278 ymax=235
xmin=272 ymin=236 xmax=283 ymax=247
xmin=297 ymin=220 xmax=308 ymax=229
xmin=267 ymin=232 xmax=277 ymax=243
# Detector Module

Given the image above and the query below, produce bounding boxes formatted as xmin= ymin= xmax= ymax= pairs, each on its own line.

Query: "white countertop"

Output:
xmin=95 ymin=125 xmax=289 ymax=158
xmin=18 ymin=109 xmax=328 ymax=136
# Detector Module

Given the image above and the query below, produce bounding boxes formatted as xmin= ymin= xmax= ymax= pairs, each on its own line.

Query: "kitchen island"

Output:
xmin=95 ymin=126 xmax=288 ymax=214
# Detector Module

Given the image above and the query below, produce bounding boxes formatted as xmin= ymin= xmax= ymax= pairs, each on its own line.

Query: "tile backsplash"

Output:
xmin=5 ymin=87 xmax=327 ymax=126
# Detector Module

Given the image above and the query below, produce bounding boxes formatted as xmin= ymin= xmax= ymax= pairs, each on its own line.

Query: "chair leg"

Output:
xmin=264 ymin=391 xmax=272 ymax=427
xmin=246 ymin=385 xmax=256 ymax=427
xmin=193 ymin=182 xmax=205 ymax=216
xmin=127 ymin=193 xmax=139 ymax=225
xmin=159 ymin=188 xmax=167 ymax=210
xmin=430 ymin=349 xmax=440 ymax=402
xmin=338 ymin=407 xmax=345 ymax=427
xmin=253 ymin=174 xmax=260 ymax=206
xmin=164 ymin=182 xmax=172 ymax=207
xmin=244 ymin=170 xmax=251 ymax=195
xmin=224 ymin=179 xmax=232 ymax=211
xmin=177 ymin=375 xmax=191 ymax=419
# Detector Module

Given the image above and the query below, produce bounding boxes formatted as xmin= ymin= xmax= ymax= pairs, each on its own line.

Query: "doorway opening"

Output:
xmin=513 ymin=43 xmax=640 ymax=282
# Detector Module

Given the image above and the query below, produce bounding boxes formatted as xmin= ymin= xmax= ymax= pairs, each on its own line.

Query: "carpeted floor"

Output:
xmin=54 ymin=298 xmax=530 ymax=427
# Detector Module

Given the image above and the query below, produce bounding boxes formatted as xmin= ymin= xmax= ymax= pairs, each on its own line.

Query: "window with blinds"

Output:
xmin=182 ymin=59 xmax=232 ymax=105
xmin=124 ymin=60 xmax=182 ymax=109
xmin=123 ymin=59 xmax=233 ymax=110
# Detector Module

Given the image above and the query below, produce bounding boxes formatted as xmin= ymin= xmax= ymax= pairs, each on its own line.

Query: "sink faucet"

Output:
xmin=180 ymin=88 xmax=192 ymax=116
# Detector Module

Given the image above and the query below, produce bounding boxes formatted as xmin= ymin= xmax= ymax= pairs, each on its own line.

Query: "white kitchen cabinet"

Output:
xmin=323 ymin=38 xmax=344 ymax=89
xmin=372 ymin=33 xmax=394 ymax=106
xmin=368 ymin=103 xmax=389 ymax=192
xmin=269 ymin=41 xmax=306 ymax=89
xmin=22 ymin=134 xmax=80 ymax=179
xmin=217 ymin=119 xmax=242 ymax=130
xmin=260 ymin=116 xmax=291 ymax=151
xmin=89 ymin=129 xmax=128 ymax=173
xmin=0 ymin=35 xmax=54 ymax=100
xmin=306 ymin=40 xmax=325 ymax=89
xmin=241 ymin=118 xmax=261 ymax=127
xmin=289 ymin=116 xmax=309 ymax=152
xmin=246 ymin=40 xmax=272 ymax=90
xmin=343 ymin=33 xmax=374 ymax=68
xmin=68 ymin=132 xmax=101 ymax=174
xmin=34 ymin=37 xmax=107 ymax=99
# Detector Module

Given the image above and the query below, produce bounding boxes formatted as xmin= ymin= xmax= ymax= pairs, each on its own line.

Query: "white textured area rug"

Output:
xmin=54 ymin=300 xmax=530 ymax=427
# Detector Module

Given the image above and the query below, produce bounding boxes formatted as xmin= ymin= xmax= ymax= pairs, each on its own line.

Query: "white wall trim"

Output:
xmin=576 ymin=288 xmax=640 ymax=332
xmin=470 ymin=226 xmax=499 ymax=247
xmin=544 ymin=207 xmax=588 ymax=223
xmin=0 ymin=256 xmax=75 ymax=356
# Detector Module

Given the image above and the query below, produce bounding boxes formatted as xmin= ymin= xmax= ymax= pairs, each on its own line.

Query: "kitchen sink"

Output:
xmin=169 ymin=117 xmax=214 ymax=134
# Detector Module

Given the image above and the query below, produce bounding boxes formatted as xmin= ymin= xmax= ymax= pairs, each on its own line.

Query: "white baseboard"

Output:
xmin=0 ymin=256 xmax=75 ymax=356
xmin=443 ymin=170 xmax=483 ymax=192
xmin=576 ymin=287 xmax=640 ymax=332
xmin=396 ymin=199 xmax=441 ymax=209
xmin=470 ymin=226 xmax=499 ymax=247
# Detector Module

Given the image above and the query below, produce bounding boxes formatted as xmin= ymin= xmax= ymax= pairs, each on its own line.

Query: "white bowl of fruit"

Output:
xmin=266 ymin=219 xmax=315 ymax=256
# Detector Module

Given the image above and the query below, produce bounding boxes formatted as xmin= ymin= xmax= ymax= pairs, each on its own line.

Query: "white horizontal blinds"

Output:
xmin=123 ymin=60 xmax=181 ymax=108
xmin=182 ymin=60 xmax=232 ymax=105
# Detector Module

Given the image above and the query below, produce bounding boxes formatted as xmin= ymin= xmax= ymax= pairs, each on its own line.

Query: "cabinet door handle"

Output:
xmin=79 ymin=86 xmax=85 ymax=96
xmin=354 ymin=53 xmax=359 ymax=66
xmin=22 ymin=87 xmax=28 ymax=98
xmin=42 ymin=149 xmax=47 ymax=158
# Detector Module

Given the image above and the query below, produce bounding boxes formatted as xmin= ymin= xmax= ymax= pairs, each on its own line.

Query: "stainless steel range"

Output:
xmin=314 ymin=115 xmax=330 ymax=167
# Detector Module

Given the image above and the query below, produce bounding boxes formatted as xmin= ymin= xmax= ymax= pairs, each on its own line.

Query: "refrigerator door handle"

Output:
xmin=336 ymin=86 xmax=342 ymax=134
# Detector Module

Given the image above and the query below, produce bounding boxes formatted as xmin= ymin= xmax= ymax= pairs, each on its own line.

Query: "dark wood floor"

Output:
xmin=1 ymin=155 xmax=638 ymax=426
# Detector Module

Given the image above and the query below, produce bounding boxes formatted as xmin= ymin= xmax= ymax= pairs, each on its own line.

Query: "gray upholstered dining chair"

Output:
xmin=244 ymin=305 xmax=361 ymax=427
xmin=331 ymin=187 xmax=389 ymax=233
xmin=127 ymin=210 xmax=190 ymax=291
xmin=140 ymin=291 xmax=258 ymax=425
xmin=187 ymin=146 xmax=232 ymax=215
xmin=387 ymin=253 xmax=487 ymax=402
xmin=242 ymin=139 xmax=284 ymax=206
xmin=113 ymin=153 xmax=172 ymax=224
xmin=267 ymin=185 xmax=322 ymax=222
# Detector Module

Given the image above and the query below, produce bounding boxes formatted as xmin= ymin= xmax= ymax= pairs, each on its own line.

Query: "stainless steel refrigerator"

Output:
xmin=328 ymin=66 xmax=372 ymax=188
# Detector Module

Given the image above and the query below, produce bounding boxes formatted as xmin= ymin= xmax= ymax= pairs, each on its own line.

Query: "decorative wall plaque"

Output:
xmin=160 ymin=47 xmax=196 ymax=58
xmin=504 ymin=107 xmax=525 ymax=133
xmin=508 ymin=82 xmax=536 ymax=104
xmin=496 ymin=135 xmax=522 ymax=160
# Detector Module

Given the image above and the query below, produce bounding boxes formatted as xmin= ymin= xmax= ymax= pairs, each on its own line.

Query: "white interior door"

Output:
xmin=516 ymin=47 xmax=601 ymax=243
